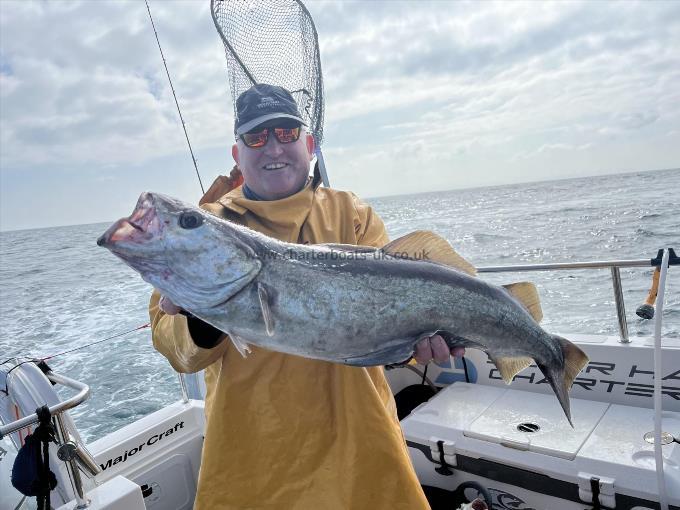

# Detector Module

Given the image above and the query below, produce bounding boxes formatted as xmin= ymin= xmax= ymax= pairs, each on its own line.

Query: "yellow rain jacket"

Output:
xmin=150 ymin=179 xmax=430 ymax=510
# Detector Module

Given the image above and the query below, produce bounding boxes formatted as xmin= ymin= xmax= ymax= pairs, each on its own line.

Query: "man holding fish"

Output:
xmin=150 ymin=84 xmax=450 ymax=509
xmin=99 ymin=83 xmax=586 ymax=509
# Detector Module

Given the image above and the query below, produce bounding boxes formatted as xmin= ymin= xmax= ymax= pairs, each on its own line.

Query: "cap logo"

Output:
xmin=257 ymin=96 xmax=283 ymax=109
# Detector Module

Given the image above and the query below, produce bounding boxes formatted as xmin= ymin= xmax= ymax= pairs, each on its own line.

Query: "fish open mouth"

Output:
xmin=97 ymin=192 xmax=161 ymax=248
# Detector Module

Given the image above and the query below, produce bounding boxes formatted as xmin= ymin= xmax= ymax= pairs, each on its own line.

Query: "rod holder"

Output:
xmin=55 ymin=414 xmax=90 ymax=508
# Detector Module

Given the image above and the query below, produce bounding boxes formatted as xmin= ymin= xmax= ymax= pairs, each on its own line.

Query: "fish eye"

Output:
xmin=178 ymin=211 xmax=203 ymax=230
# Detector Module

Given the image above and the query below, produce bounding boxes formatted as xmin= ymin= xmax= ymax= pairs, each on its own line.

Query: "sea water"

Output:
xmin=1 ymin=168 xmax=678 ymax=442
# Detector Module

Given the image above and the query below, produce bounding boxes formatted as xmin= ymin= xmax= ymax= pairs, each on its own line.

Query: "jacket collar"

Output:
xmin=216 ymin=179 xmax=318 ymax=241
xmin=217 ymin=161 xmax=323 ymax=218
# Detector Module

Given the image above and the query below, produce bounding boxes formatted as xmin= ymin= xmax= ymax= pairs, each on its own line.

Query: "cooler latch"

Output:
xmin=429 ymin=438 xmax=456 ymax=476
xmin=577 ymin=472 xmax=615 ymax=509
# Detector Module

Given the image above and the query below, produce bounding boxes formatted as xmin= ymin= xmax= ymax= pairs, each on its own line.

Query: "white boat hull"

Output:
xmin=3 ymin=334 xmax=679 ymax=509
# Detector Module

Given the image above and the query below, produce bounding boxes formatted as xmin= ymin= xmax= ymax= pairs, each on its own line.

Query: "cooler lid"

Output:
xmin=464 ymin=389 xmax=609 ymax=460
xmin=401 ymin=383 xmax=506 ymax=442
xmin=577 ymin=404 xmax=680 ymax=502
xmin=579 ymin=403 xmax=680 ymax=469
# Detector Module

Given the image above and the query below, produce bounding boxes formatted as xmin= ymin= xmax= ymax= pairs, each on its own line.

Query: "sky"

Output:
xmin=1 ymin=0 xmax=679 ymax=231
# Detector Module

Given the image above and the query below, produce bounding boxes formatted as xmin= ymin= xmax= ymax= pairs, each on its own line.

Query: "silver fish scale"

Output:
xmin=199 ymin=248 xmax=558 ymax=367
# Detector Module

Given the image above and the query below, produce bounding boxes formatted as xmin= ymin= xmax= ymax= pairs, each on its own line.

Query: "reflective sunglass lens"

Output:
xmin=242 ymin=130 xmax=268 ymax=148
xmin=242 ymin=126 xmax=301 ymax=147
xmin=273 ymin=127 xmax=300 ymax=143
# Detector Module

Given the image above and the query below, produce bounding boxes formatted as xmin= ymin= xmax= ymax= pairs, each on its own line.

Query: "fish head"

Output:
xmin=97 ymin=192 xmax=262 ymax=311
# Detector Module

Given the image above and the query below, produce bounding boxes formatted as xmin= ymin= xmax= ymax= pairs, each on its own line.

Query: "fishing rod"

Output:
xmin=145 ymin=0 xmax=205 ymax=195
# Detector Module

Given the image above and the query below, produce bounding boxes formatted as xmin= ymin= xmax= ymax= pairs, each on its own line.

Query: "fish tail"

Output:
xmin=539 ymin=335 xmax=589 ymax=427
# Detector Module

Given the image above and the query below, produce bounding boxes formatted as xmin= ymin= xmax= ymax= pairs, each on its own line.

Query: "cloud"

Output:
xmin=1 ymin=0 xmax=679 ymax=229
xmin=315 ymin=0 xmax=680 ymax=170
xmin=617 ymin=111 xmax=660 ymax=130
xmin=0 ymin=0 xmax=233 ymax=168
xmin=512 ymin=142 xmax=593 ymax=161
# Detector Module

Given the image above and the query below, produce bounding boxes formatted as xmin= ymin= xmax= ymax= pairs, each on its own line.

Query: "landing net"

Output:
xmin=210 ymin=0 xmax=325 ymax=147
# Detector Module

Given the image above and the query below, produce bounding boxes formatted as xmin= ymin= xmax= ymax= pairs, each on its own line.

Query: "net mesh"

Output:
xmin=211 ymin=0 xmax=325 ymax=146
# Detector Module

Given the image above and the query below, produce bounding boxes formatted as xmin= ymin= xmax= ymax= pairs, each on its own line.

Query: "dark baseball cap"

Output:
xmin=234 ymin=84 xmax=307 ymax=135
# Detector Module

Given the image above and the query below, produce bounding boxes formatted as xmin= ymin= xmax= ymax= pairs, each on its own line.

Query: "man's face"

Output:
xmin=232 ymin=121 xmax=315 ymax=200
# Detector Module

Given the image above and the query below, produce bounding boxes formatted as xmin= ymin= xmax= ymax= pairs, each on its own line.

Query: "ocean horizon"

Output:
xmin=1 ymin=166 xmax=676 ymax=233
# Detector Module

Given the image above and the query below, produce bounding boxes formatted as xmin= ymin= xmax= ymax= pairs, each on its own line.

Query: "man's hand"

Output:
xmin=414 ymin=334 xmax=465 ymax=364
xmin=159 ymin=295 xmax=182 ymax=315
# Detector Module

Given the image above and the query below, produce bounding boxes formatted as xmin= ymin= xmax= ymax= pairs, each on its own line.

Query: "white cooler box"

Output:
xmin=401 ymin=383 xmax=680 ymax=510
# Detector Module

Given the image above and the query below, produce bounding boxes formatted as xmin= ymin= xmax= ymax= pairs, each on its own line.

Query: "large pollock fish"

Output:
xmin=98 ymin=192 xmax=589 ymax=425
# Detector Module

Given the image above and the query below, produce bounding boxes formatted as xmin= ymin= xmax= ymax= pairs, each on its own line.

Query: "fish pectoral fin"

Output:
xmin=502 ymin=282 xmax=543 ymax=323
xmin=229 ymin=333 xmax=251 ymax=358
xmin=257 ymin=282 xmax=275 ymax=337
xmin=381 ymin=231 xmax=477 ymax=276
xmin=490 ymin=355 xmax=534 ymax=384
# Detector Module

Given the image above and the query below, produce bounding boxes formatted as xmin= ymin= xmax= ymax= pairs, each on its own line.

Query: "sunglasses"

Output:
xmin=240 ymin=125 xmax=301 ymax=148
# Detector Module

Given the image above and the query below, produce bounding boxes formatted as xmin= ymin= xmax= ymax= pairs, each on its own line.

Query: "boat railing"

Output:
xmin=0 ymin=370 xmax=100 ymax=508
xmin=477 ymin=247 xmax=677 ymax=343
xmin=0 ymin=371 xmax=90 ymax=438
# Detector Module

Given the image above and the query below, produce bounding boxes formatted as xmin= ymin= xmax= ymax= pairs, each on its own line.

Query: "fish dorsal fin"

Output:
xmin=317 ymin=243 xmax=379 ymax=254
xmin=229 ymin=333 xmax=251 ymax=358
xmin=257 ymin=282 xmax=275 ymax=337
xmin=490 ymin=355 xmax=534 ymax=384
xmin=502 ymin=282 xmax=543 ymax=323
xmin=382 ymin=231 xmax=477 ymax=276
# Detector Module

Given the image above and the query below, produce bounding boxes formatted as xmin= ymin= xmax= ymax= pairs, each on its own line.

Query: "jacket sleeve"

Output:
xmin=149 ymin=289 xmax=230 ymax=373
xmin=352 ymin=194 xmax=390 ymax=248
